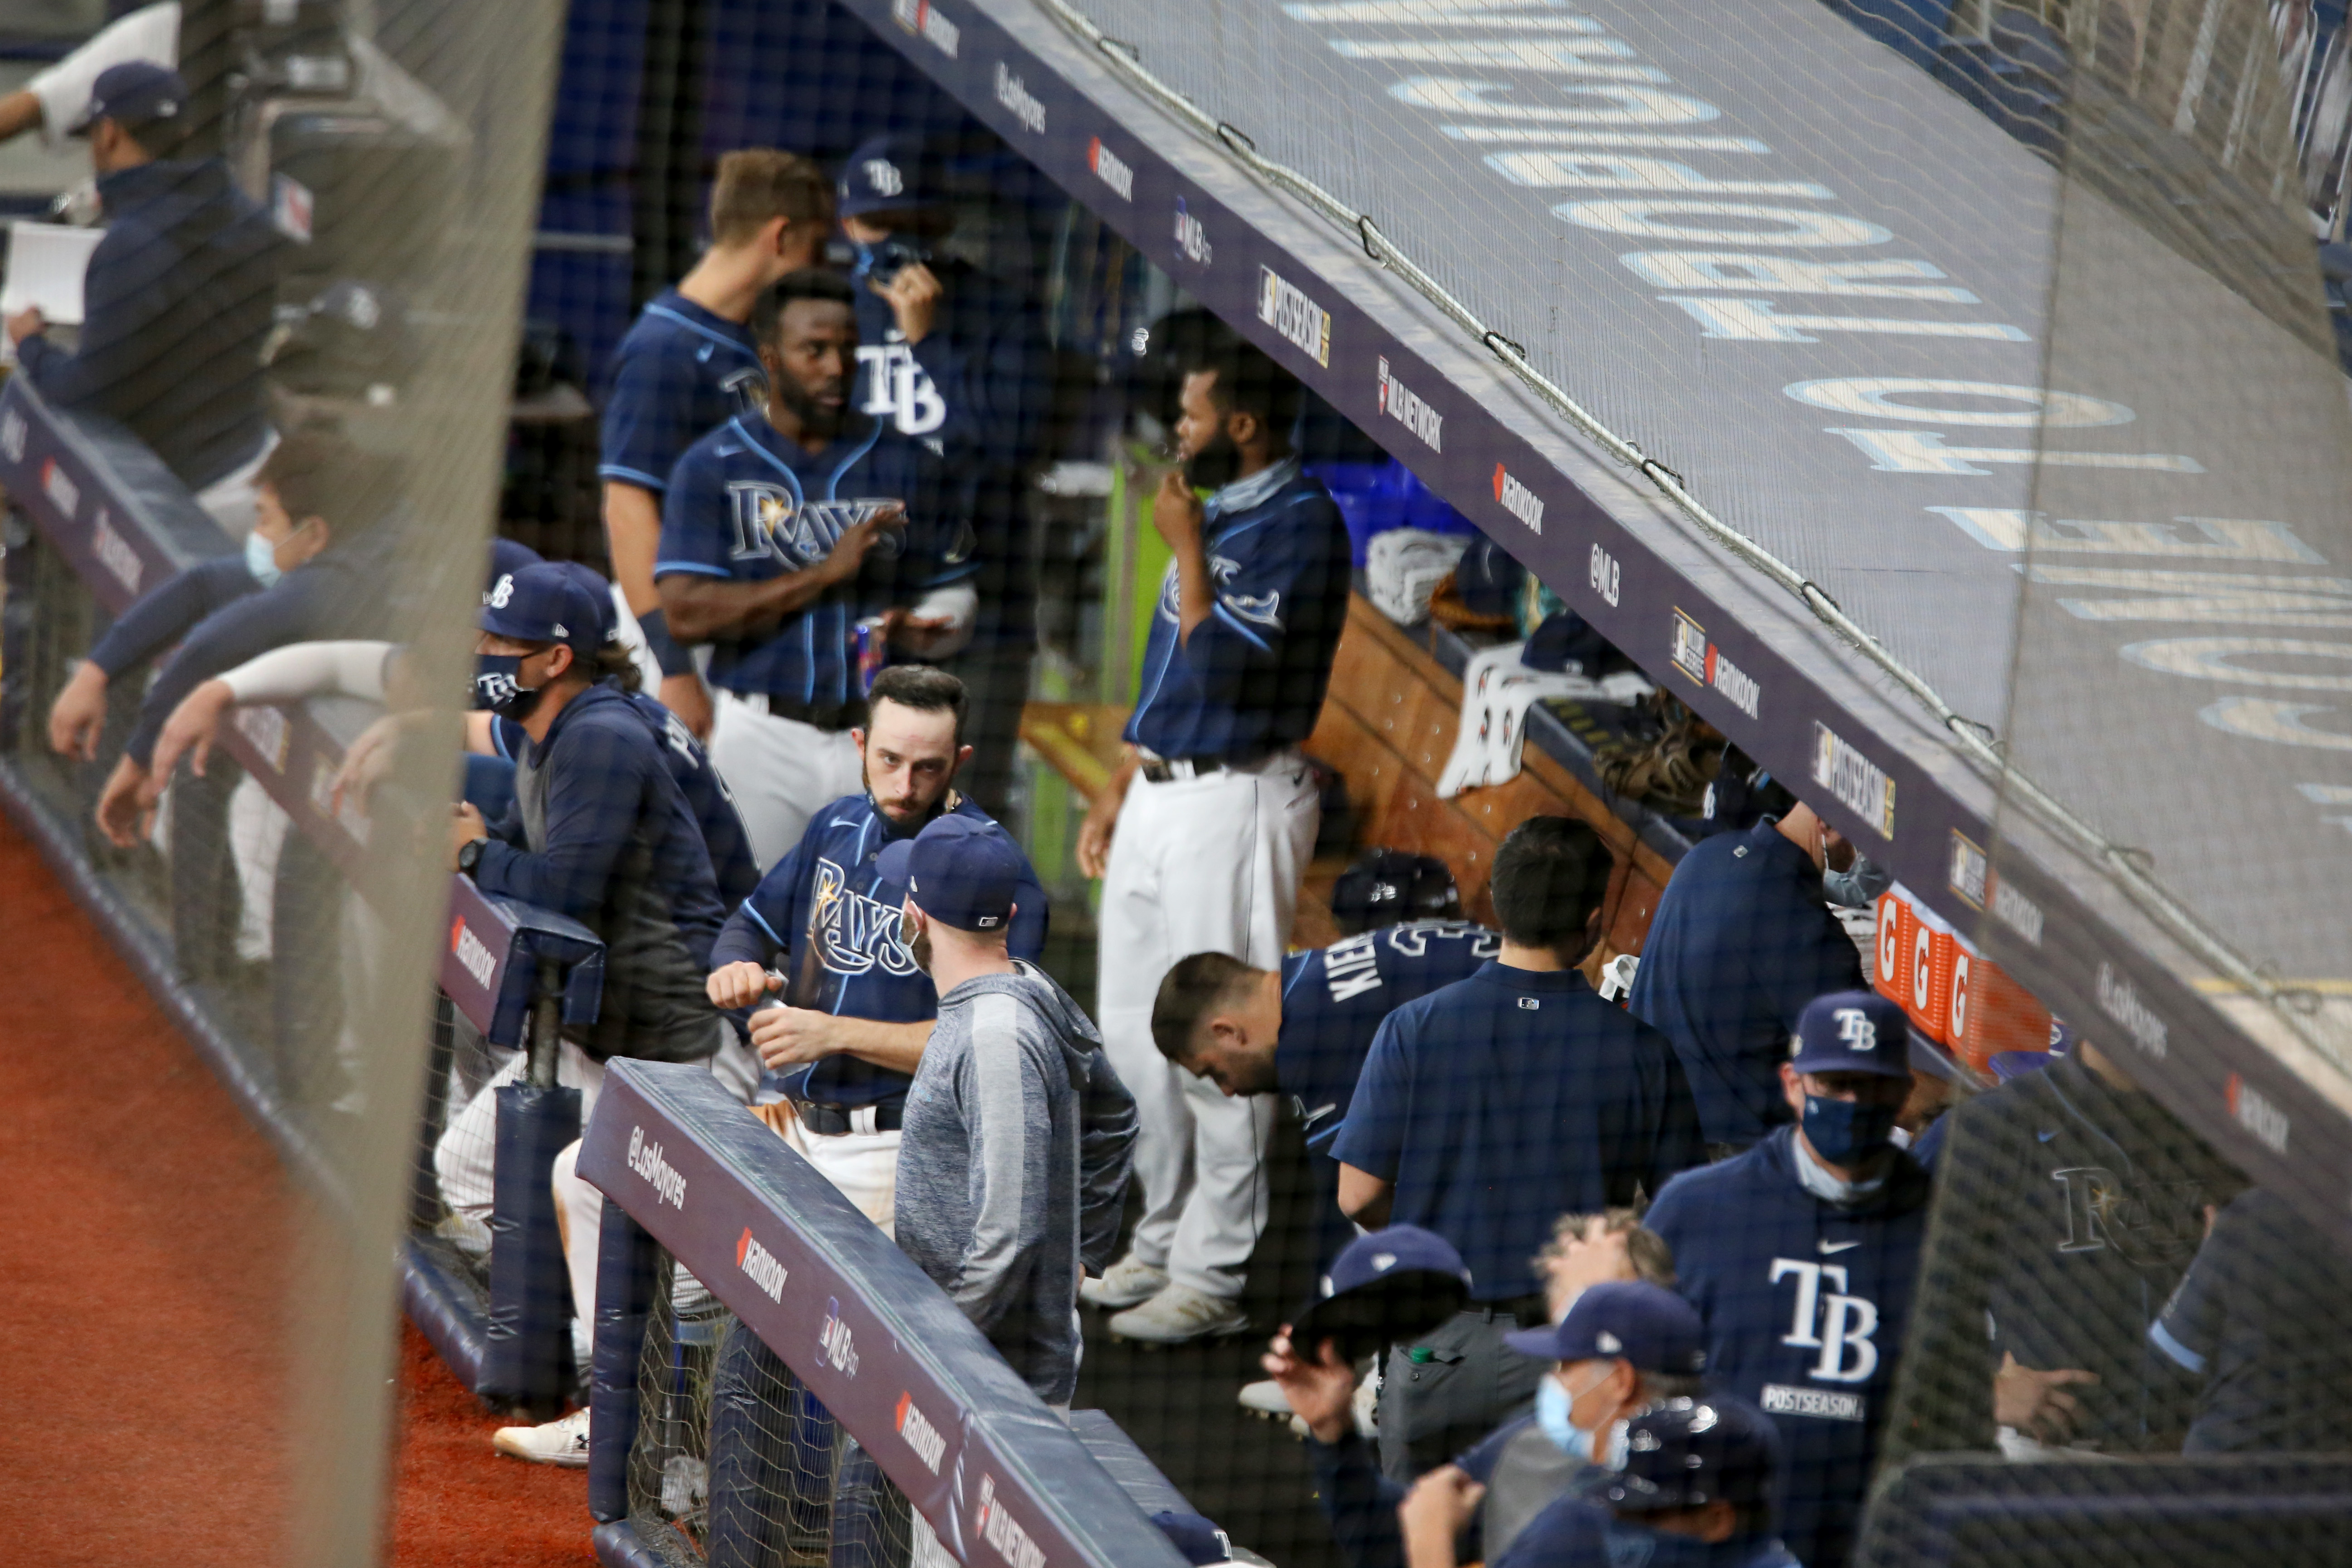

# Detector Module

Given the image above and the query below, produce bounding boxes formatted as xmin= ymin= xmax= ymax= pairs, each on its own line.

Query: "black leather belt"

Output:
xmin=1138 ymin=748 xmax=1274 ymax=784
xmin=793 ymin=1099 xmax=904 ymax=1136
xmin=1467 ymin=1294 xmax=1549 ymax=1326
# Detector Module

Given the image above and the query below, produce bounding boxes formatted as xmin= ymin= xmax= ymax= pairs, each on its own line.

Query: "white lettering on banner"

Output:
xmin=451 ymin=917 xmax=497 ymax=989
xmin=1334 ymin=36 xmax=1666 ymax=83
xmin=1088 ymin=137 xmax=1134 ymax=201
xmin=1947 ymin=830 xmax=1989 ymax=910
xmin=90 ymin=512 xmax=142 ymax=594
xmin=1992 ymin=878 xmax=2045 ymax=946
xmin=2200 ymin=696 xmax=2352 ymax=750
xmin=1444 ymin=125 xmax=1769 ymax=152
xmin=234 ymin=704 xmax=290 ymax=772
xmin=1485 ymin=151 xmax=1832 ymax=199
xmin=975 ymin=1474 xmax=1047 ymax=1568
xmin=738 ymin=1228 xmax=789 ymax=1302
xmin=1377 ymin=357 xmax=1443 ymax=450
xmin=1173 ymin=197 xmax=1213 ymax=265
xmin=1811 ymin=723 xmax=1896 ymax=840
xmin=1929 ymin=508 xmax=2326 ymax=563
xmin=1822 ymin=428 xmax=2204 ymax=476
xmin=993 ymin=64 xmax=1045 ymax=134
xmin=627 ymin=1126 xmax=690 ymax=1209
xmin=1670 ymin=610 xmax=1708 ymax=685
xmin=1323 ymin=931 xmax=1383 ymax=1003
xmin=2124 ymin=637 xmax=2352 ymax=689
xmin=1258 ymin=267 xmax=1333 ymax=366
xmin=1707 ymin=644 xmax=1759 ymax=718
xmin=1589 ymin=542 xmax=1619 ymax=605
xmin=1624 ymin=253 xmax=1979 ymax=302
xmin=818 ymin=1297 xmax=860 ymax=1376
xmin=1555 ymin=198 xmax=1888 ymax=246
xmin=0 ymin=408 xmax=23 ymax=461
xmin=1784 ymin=378 xmax=2134 ymax=427
xmin=2029 ymin=568 xmax=2352 ymax=628
xmin=1493 ymin=464 xmax=1544 ymax=533
xmin=1385 ymin=74 xmax=1720 ymax=127
xmin=2226 ymin=1073 xmax=2290 ymax=1154
xmin=891 ymin=0 xmax=958 ymax=58
xmin=42 ymin=457 xmax=78 ymax=519
xmin=1665 ymin=296 xmax=2028 ymax=343
xmin=2095 ymin=962 xmax=2170 ymax=1058
xmin=1761 ymin=1383 xmax=1867 ymax=1421
xmin=1768 ymin=1258 xmax=1879 ymax=1382
xmin=896 ymin=1392 xmax=946 ymax=1475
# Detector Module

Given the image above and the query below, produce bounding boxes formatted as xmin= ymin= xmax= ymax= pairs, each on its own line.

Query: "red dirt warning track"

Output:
xmin=0 ymin=814 xmax=590 ymax=1564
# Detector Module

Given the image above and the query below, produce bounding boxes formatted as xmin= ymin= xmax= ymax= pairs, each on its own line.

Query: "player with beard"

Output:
xmin=656 ymin=268 xmax=980 ymax=867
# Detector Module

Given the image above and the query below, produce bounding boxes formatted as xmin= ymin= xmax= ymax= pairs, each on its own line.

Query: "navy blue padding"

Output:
xmin=482 ymin=1083 xmax=583 ymax=1404
xmin=590 ymin=1520 xmax=681 ymax=1568
xmin=401 ymin=1236 xmax=491 ymax=1396
xmin=589 ymin=1201 xmax=662 ymax=1522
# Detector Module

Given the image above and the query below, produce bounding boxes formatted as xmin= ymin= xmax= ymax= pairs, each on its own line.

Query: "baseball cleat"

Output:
xmin=493 ymin=1407 xmax=592 ymax=1467
xmin=1107 ymin=1284 xmax=1249 ymax=1345
xmin=1079 ymin=1254 xmax=1169 ymax=1311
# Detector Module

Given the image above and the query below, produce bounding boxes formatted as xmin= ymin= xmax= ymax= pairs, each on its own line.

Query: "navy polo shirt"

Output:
xmin=1645 ymin=1128 xmax=1930 ymax=1568
xmin=1628 ymin=818 xmax=1865 ymax=1148
xmin=1331 ymin=962 xmax=1705 ymax=1302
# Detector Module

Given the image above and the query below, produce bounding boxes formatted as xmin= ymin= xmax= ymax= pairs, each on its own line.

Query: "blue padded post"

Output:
xmin=480 ymin=1070 xmax=582 ymax=1405
xmin=589 ymin=1198 xmax=661 ymax=1522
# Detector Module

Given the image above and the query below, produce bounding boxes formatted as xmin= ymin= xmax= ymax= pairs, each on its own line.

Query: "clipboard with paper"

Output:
xmin=0 ymin=222 xmax=107 ymax=365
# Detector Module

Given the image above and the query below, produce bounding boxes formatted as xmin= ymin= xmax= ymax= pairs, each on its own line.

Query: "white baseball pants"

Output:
xmin=706 ymin=688 xmax=865 ymax=869
xmin=1097 ymin=751 xmax=1319 ymax=1299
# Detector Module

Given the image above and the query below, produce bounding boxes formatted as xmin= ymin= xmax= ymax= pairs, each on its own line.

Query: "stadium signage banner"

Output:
xmin=580 ymin=1063 xmax=1189 ymax=1568
xmin=823 ymin=0 xmax=2352 ymax=1233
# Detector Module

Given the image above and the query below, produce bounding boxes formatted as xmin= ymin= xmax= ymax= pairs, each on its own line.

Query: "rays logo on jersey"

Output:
xmin=809 ymin=856 xmax=920 ymax=978
xmin=727 ymin=485 xmax=903 ymax=567
xmin=719 ymin=364 xmax=768 ymax=416
xmin=1159 ymin=556 xmax=1283 ymax=628
xmin=1768 ymin=1257 xmax=1879 ymax=1387
xmin=857 ymin=342 xmax=947 ymax=436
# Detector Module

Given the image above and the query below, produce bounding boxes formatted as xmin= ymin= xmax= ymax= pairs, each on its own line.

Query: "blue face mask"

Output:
xmin=1802 ymin=1093 xmax=1901 ymax=1166
xmin=472 ymin=652 xmax=542 ymax=720
xmin=1538 ymin=1368 xmax=1626 ymax=1465
xmin=245 ymin=530 xmax=283 ymax=588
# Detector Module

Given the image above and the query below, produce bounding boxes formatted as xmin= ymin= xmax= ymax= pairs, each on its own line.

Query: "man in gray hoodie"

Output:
xmin=882 ymin=814 xmax=1137 ymax=1405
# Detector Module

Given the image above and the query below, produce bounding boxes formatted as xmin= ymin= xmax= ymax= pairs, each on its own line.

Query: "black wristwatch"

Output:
xmin=457 ymin=838 xmax=486 ymax=876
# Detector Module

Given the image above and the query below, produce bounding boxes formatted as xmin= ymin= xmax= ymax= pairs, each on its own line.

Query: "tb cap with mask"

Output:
xmin=475 ymin=563 xmax=609 ymax=719
xmin=1505 ymin=1281 xmax=1706 ymax=1463
xmin=838 ymin=133 xmax=945 ymax=282
xmin=1788 ymin=990 xmax=1911 ymax=1166
xmin=875 ymin=813 xmax=1025 ymax=932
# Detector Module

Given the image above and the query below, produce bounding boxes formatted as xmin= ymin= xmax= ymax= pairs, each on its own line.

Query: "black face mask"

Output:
xmin=473 ymin=652 xmax=543 ymax=720
xmin=1184 ymin=427 xmax=1242 ymax=490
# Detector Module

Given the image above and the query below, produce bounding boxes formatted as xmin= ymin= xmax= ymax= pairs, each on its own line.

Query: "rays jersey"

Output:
xmin=654 ymin=412 xmax=977 ymax=706
xmin=598 ymin=289 xmax=768 ymax=495
xmin=706 ymin=791 xmax=1048 ymax=1107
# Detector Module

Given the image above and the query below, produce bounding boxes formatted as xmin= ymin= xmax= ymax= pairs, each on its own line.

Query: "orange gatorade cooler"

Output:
xmin=1946 ymin=934 xmax=2053 ymax=1075
xmin=1901 ymin=895 xmax=1956 ymax=1046
xmin=1874 ymin=888 xmax=1909 ymax=1009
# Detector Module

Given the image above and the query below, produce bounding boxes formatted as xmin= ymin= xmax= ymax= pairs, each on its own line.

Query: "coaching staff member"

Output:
xmin=1334 ymin=817 xmax=1705 ymax=1478
xmin=838 ymin=133 xmax=1051 ymax=819
xmin=1644 ymin=992 xmax=1929 ymax=1568
xmin=1629 ymin=773 xmax=1866 ymax=1152
xmin=656 ymin=269 xmax=980 ymax=865
xmin=598 ymin=148 xmax=834 ymax=727
xmin=5 ymin=63 xmax=280 ymax=525
xmin=1077 ymin=330 xmax=1352 ymax=1345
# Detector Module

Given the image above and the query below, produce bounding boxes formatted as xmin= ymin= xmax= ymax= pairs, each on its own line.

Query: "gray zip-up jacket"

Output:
xmin=895 ymin=961 xmax=1137 ymax=1403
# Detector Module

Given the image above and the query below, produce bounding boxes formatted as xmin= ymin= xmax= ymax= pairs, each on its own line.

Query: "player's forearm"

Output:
xmin=0 ymin=90 xmax=43 ymax=143
xmin=1171 ymin=533 xmax=1215 ymax=642
xmin=603 ymin=482 xmax=665 ymax=616
xmin=836 ymin=1018 xmax=931 ymax=1075
xmin=658 ymin=566 xmax=843 ymax=643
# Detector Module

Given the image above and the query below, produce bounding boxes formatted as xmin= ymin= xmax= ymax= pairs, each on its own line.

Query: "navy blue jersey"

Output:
xmin=1494 ymin=1497 xmax=1798 ymax=1568
xmin=494 ymin=685 xmax=758 ymax=908
xmin=1645 ymin=1128 xmax=1931 ymax=1568
xmin=1277 ymin=921 xmax=1499 ymax=1151
xmin=654 ymin=413 xmax=977 ymax=706
xmin=598 ymin=289 xmax=768 ymax=495
xmin=706 ymin=791 xmax=1047 ymax=1106
xmin=1628 ymin=820 xmax=1866 ymax=1148
xmin=1331 ymin=963 xmax=1705 ymax=1302
xmin=2152 ymin=1187 xmax=2352 ymax=1454
xmin=1126 ymin=458 xmax=1352 ymax=761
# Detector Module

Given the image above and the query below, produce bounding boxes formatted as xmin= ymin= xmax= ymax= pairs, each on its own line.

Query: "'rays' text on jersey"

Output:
xmin=809 ymin=857 xmax=919 ymax=978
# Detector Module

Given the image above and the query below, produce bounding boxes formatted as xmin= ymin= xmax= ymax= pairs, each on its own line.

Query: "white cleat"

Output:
xmin=1108 ymin=1284 xmax=1250 ymax=1345
xmin=1079 ymin=1254 xmax=1170 ymax=1311
xmin=492 ymin=1406 xmax=592 ymax=1467
xmin=1238 ymin=1379 xmax=1293 ymax=1418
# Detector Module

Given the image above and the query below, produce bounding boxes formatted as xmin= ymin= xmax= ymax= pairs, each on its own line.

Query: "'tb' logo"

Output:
xmin=1835 ymin=1007 xmax=1877 ymax=1052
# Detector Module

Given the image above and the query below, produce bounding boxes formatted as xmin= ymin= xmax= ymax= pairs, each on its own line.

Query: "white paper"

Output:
xmin=0 ymin=222 xmax=106 ymax=366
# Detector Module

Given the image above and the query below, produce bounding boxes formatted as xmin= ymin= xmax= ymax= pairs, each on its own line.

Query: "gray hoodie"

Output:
xmin=895 ymin=960 xmax=1137 ymax=1404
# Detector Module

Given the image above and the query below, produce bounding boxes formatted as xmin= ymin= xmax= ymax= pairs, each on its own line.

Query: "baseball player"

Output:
xmin=1491 ymin=1398 xmax=1800 ymax=1568
xmin=1333 ymin=817 xmax=1705 ymax=1479
xmin=1076 ymin=329 xmax=1353 ymax=1345
xmin=1642 ymin=992 xmax=1931 ymax=1568
xmin=598 ymin=148 xmax=834 ymax=724
xmin=1629 ymin=774 xmax=1867 ymax=1152
xmin=655 ymin=268 xmax=979 ymax=867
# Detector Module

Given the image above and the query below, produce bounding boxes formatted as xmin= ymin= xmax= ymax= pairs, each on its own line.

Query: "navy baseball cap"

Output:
xmin=1504 ymin=1281 xmax=1706 ymax=1376
xmin=874 ymin=814 xmax=1025 ymax=932
xmin=1329 ymin=849 xmax=1460 ymax=935
xmin=1289 ymin=1225 xmax=1471 ymax=1363
xmin=838 ymin=134 xmax=945 ymax=217
xmin=1150 ymin=1512 xmax=1234 ymax=1565
xmin=1601 ymin=1397 xmax=1781 ymax=1513
xmin=1788 ymin=990 xmax=1911 ymax=1079
xmin=70 ymin=62 xmax=187 ymax=135
xmin=552 ymin=561 xmax=619 ymax=645
xmin=480 ymin=562 xmax=608 ymax=654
